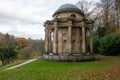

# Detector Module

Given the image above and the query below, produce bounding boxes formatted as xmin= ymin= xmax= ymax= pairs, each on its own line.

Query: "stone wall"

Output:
xmin=57 ymin=27 xmax=83 ymax=54
xmin=54 ymin=13 xmax=83 ymax=20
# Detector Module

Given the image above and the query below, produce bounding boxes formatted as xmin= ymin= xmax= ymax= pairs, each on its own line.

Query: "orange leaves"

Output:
xmin=51 ymin=65 xmax=120 ymax=80
xmin=16 ymin=38 xmax=27 ymax=48
xmin=79 ymin=65 xmax=120 ymax=80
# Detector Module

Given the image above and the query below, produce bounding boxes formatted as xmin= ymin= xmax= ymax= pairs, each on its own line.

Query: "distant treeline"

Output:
xmin=0 ymin=32 xmax=44 ymax=65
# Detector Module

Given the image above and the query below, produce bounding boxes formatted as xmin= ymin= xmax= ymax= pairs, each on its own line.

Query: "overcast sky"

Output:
xmin=0 ymin=0 xmax=99 ymax=40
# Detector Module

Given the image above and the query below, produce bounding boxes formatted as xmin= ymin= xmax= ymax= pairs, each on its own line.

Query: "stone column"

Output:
xmin=68 ymin=21 xmax=72 ymax=54
xmin=82 ymin=22 xmax=86 ymax=54
xmin=49 ymin=31 xmax=51 ymax=53
xmin=54 ymin=22 xmax=58 ymax=54
xmin=89 ymin=26 xmax=93 ymax=54
xmin=77 ymin=28 xmax=79 ymax=53
xmin=45 ymin=27 xmax=49 ymax=54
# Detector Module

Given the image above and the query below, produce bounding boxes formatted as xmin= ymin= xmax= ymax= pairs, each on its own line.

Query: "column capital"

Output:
xmin=68 ymin=21 xmax=72 ymax=26
xmin=82 ymin=22 xmax=85 ymax=28
xmin=49 ymin=28 xmax=53 ymax=33
xmin=54 ymin=22 xmax=58 ymax=26
xmin=43 ymin=24 xmax=46 ymax=27
xmin=45 ymin=24 xmax=49 ymax=27
xmin=88 ymin=24 xmax=93 ymax=28
xmin=45 ymin=27 xmax=49 ymax=30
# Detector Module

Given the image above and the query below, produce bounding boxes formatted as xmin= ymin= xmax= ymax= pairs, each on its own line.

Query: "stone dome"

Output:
xmin=53 ymin=4 xmax=84 ymax=17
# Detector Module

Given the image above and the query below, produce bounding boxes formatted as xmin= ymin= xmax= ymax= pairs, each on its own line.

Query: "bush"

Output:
xmin=0 ymin=46 xmax=20 ymax=65
xmin=87 ymin=35 xmax=100 ymax=53
xmin=98 ymin=33 xmax=120 ymax=56
xmin=93 ymin=35 xmax=100 ymax=53
xmin=95 ymin=27 xmax=106 ymax=38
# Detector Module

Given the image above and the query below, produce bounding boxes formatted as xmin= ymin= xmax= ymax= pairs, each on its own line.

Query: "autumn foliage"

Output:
xmin=16 ymin=38 xmax=27 ymax=48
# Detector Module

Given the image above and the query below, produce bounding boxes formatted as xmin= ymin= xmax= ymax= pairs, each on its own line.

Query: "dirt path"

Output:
xmin=5 ymin=57 xmax=41 ymax=70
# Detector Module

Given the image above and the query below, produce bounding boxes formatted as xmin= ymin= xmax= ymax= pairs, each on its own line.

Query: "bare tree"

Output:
xmin=19 ymin=38 xmax=44 ymax=59
xmin=76 ymin=0 xmax=100 ymax=20
xmin=76 ymin=0 xmax=102 ymax=32
xmin=114 ymin=0 xmax=120 ymax=29
xmin=95 ymin=0 xmax=118 ymax=34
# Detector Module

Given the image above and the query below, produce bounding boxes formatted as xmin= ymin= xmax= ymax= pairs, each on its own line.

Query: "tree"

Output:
xmin=114 ymin=0 xmax=120 ymax=30
xmin=6 ymin=34 xmax=16 ymax=46
xmin=0 ymin=33 xmax=16 ymax=47
xmin=100 ymin=0 xmax=115 ymax=33
xmin=0 ymin=46 xmax=20 ymax=65
xmin=0 ymin=33 xmax=7 ymax=47
xmin=76 ymin=0 xmax=100 ymax=20
xmin=16 ymin=38 xmax=27 ymax=48
xmin=76 ymin=0 xmax=102 ymax=32
xmin=19 ymin=38 xmax=44 ymax=59
xmin=97 ymin=0 xmax=120 ymax=33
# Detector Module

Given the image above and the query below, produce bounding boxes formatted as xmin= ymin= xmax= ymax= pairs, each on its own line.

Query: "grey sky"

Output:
xmin=0 ymin=0 xmax=99 ymax=39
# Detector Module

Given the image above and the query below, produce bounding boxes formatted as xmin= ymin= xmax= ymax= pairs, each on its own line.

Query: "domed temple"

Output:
xmin=44 ymin=4 xmax=95 ymax=61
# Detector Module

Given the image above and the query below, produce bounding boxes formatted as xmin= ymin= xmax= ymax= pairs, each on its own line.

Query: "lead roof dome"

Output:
xmin=53 ymin=4 xmax=84 ymax=17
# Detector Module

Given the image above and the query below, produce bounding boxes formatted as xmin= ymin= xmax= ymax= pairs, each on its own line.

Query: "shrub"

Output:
xmin=93 ymin=35 xmax=100 ymax=53
xmin=19 ymin=47 xmax=33 ymax=59
xmin=98 ymin=33 xmax=120 ymax=56
xmin=0 ymin=46 xmax=20 ymax=65
xmin=95 ymin=27 xmax=106 ymax=38
xmin=86 ymin=35 xmax=100 ymax=53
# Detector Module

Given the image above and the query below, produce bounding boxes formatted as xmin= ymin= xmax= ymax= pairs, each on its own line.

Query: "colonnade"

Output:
xmin=45 ymin=22 xmax=93 ymax=55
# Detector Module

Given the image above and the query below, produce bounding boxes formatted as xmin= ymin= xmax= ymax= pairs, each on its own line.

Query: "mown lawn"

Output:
xmin=0 ymin=55 xmax=120 ymax=80
xmin=0 ymin=59 xmax=27 ymax=69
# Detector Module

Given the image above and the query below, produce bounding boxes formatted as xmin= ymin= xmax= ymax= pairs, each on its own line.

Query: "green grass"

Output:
xmin=0 ymin=55 xmax=120 ymax=80
xmin=0 ymin=59 xmax=27 ymax=69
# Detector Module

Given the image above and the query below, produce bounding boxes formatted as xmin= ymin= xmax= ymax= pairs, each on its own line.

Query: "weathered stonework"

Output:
xmin=44 ymin=4 xmax=95 ymax=61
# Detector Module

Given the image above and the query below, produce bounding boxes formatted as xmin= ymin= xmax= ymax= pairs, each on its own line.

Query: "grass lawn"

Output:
xmin=0 ymin=55 xmax=120 ymax=80
xmin=0 ymin=59 xmax=27 ymax=69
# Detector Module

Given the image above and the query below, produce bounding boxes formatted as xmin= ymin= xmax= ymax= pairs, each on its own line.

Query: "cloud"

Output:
xmin=0 ymin=0 xmax=97 ymax=39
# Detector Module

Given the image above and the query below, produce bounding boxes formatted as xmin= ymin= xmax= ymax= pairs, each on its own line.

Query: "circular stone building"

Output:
xmin=44 ymin=4 xmax=95 ymax=61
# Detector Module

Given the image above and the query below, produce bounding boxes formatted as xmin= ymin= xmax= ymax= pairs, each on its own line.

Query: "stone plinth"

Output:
xmin=43 ymin=54 xmax=95 ymax=61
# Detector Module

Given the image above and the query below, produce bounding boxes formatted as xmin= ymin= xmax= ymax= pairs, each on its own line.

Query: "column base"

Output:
xmin=43 ymin=53 xmax=95 ymax=62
